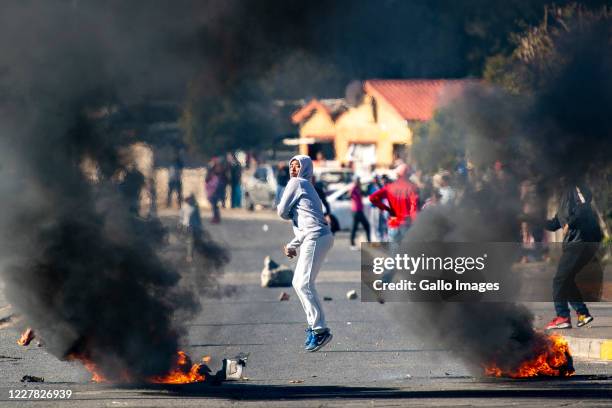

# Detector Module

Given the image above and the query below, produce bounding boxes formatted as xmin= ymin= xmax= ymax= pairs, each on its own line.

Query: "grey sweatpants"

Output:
xmin=292 ymin=233 xmax=334 ymax=331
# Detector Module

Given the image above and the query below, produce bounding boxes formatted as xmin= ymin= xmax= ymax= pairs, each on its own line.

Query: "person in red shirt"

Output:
xmin=350 ymin=176 xmax=371 ymax=249
xmin=369 ymin=164 xmax=419 ymax=243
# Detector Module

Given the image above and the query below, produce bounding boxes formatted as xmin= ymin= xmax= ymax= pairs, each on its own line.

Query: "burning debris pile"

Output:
xmin=484 ymin=333 xmax=573 ymax=379
xmin=150 ymin=352 xmax=211 ymax=384
xmin=71 ymin=350 xmax=248 ymax=384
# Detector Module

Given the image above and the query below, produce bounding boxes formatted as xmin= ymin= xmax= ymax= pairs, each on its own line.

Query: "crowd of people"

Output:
xmin=338 ymin=162 xmax=455 ymax=247
xmin=165 ymin=151 xmax=604 ymax=334
xmin=165 ymin=151 xmax=553 ymax=253
xmin=166 ymin=152 xmax=244 ymax=224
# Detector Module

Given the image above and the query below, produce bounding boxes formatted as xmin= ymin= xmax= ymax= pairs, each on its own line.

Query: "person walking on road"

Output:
xmin=277 ymin=155 xmax=334 ymax=352
xmin=544 ymin=179 xmax=603 ymax=330
xmin=350 ymin=176 xmax=371 ymax=250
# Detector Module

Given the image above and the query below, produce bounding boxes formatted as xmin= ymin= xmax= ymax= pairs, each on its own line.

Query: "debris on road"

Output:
xmin=279 ymin=292 xmax=290 ymax=301
xmin=21 ymin=375 xmax=44 ymax=383
xmin=218 ymin=353 xmax=249 ymax=381
xmin=346 ymin=290 xmax=358 ymax=300
xmin=17 ymin=328 xmax=35 ymax=346
xmin=261 ymin=256 xmax=294 ymax=287
xmin=323 ymin=296 xmax=333 ymax=301
xmin=289 ymin=379 xmax=304 ymax=384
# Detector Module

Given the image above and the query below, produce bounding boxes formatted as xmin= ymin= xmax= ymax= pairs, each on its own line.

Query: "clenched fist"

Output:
xmin=284 ymin=245 xmax=297 ymax=259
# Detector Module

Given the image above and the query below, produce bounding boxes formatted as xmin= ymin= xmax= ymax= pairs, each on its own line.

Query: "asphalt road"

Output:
xmin=0 ymin=210 xmax=610 ymax=407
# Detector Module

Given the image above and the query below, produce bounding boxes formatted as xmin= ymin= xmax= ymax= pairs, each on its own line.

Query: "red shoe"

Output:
xmin=544 ymin=316 xmax=572 ymax=330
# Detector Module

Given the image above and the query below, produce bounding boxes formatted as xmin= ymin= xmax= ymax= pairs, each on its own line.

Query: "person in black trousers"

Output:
xmin=349 ymin=176 xmax=371 ymax=250
xmin=544 ymin=179 xmax=603 ymax=330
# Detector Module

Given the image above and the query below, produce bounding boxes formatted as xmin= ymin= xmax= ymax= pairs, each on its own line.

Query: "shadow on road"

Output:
xmin=119 ymin=375 xmax=612 ymax=401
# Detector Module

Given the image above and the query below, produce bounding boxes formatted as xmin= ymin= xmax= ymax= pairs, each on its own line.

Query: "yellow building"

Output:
xmin=291 ymin=79 xmax=475 ymax=168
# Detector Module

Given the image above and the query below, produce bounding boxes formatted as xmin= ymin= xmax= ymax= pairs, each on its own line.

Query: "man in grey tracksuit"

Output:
xmin=277 ymin=155 xmax=334 ymax=352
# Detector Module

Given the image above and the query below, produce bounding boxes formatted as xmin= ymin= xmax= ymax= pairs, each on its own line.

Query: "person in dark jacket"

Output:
xmin=544 ymin=179 xmax=603 ymax=330
xmin=227 ymin=152 xmax=242 ymax=208
xmin=167 ymin=157 xmax=184 ymax=209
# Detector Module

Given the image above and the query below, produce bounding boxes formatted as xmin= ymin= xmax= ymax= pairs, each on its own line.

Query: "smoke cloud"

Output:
xmin=0 ymin=0 xmax=608 ymax=381
xmin=393 ymin=8 xmax=611 ymax=374
xmin=0 ymin=1 xmax=235 ymax=380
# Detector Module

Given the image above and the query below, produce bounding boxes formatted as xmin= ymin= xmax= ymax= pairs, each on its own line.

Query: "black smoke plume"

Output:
xmin=394 ymin=6 xmax=611 ymax=374
xmin=0 ymin=1 xmax=236 ymax=380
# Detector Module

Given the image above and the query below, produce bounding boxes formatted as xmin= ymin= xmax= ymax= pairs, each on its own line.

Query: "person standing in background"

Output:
xmin=119 ymin=164 xmax=145 ymax=215
xmin=205 ymin=159 xmax=222 ymax=223
xmin=369 ymin=164 xmax=419 ymax=243
xmin=438 ymin=174 xmax=455 ymax=205
xmin=422 ymin=188 xmax=442 ymax=210
xmin=367 ymin=175 xmax=384 ymax=242
xmin=350 ymin=176 xmax=371 ymax=250
xmin=167 ymin=157 xmax=183 ymax=209
xmin=227 ymin=152 xmax=242 ymax=209
xmin=179 ymin=194 xmax=203 ymax=262
xmin=218 ymin=158 xmax=229 ymax=209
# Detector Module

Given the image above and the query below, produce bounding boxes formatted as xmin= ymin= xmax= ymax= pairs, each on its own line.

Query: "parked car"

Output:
xmin=313 ymin=167 xmax=354 ymax=193
xmin=243 ymin=164 xmax=277 ymax=209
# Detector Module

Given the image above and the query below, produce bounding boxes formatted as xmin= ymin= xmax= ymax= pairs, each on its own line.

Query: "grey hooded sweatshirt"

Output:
xmin=277 ymin=155 xmax=331 ymax=249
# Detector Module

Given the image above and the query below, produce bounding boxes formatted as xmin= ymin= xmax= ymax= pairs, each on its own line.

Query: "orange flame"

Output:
xmin=66 ymin=353 xmax=109 ymax=383
xmin=72 ymin=351 xmax=210 ymax=384
xmin=149 ymin=351 xmax=210 ymax=384
xmin=82 ymin=360 xmax=109 ymax=383
xmin=17 ymin=328 xmax=35 ymax=346
xmin=484 ymin=333 xmax=574 ymax=378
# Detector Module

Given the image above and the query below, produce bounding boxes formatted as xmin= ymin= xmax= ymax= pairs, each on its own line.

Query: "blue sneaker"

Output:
xmin=305 ymin=329 xmax=333 ymax=352
xmin=304 ymin=327 xmax=314 ymax=347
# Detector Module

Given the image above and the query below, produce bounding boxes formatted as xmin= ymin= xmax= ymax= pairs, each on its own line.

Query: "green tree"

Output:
xmin=412 ymin=110 xmax=466 ymax=174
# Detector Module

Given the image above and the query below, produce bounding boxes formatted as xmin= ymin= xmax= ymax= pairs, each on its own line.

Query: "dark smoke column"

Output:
xmin=0 ymin=2 xmax=228 ymax=380
xmin=392 ymin=6 xmax=611 ymax=376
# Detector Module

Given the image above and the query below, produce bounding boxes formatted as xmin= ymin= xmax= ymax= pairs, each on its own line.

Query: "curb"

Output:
xmin=564 ymin=335 xmax=612 ymax=361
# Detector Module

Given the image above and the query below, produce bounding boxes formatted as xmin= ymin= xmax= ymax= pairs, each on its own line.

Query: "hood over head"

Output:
xmin=289 ymin=155 xmax=313 ymax=180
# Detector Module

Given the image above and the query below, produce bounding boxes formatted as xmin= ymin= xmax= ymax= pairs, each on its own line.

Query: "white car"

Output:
xmin=243 ymin=164 xmax=278 ymax=208
xmin=313 ymin=168 xmax=354 ymax=193
xmin=326 ymin=182 xmax=374 ymax=231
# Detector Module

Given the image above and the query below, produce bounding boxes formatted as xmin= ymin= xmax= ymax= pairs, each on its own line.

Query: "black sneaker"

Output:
xmin=305 ymin=329 xmax=333 ymax=352
xmin=576 ymin=313 xmax=594 ymax=327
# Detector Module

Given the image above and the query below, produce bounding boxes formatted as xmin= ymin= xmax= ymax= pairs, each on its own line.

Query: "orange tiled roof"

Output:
xmin=364 ymin=79 xmax=478 ymax=121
